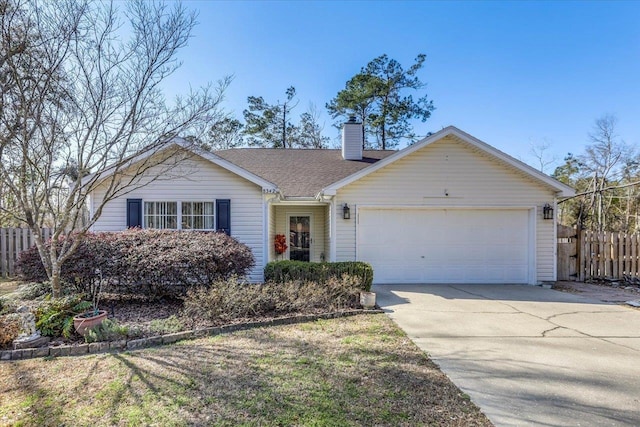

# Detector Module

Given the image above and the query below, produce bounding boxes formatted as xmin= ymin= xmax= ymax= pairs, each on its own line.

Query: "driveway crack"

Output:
xmin=541 ymin=326 xmax=562 ymax=337
xmin=447 ymin=286 xmax=637 ymax=351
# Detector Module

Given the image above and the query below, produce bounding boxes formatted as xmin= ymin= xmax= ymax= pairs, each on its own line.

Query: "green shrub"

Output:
xmin=84 ymin=319 xmax=129 ymax=343
xmin=264 ymin=261 xmax=373 ymax=291
xmin=17 ymin=282 xmax=52 ymax=300
xmin=149 ymin=315 xmax=184 ymax=335
xmin=34 ymin=296 xmax=91 ymax=338
xmin=183 ymin=275 xmax=363 ymax=323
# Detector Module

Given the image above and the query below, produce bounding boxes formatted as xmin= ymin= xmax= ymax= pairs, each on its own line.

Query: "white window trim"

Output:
xmin=143 ymin=200 xmax=216 ymax=231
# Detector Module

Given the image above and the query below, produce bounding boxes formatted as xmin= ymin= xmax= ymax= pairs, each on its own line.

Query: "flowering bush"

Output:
xmin=274 ymin=234 xmax=288 ymax=255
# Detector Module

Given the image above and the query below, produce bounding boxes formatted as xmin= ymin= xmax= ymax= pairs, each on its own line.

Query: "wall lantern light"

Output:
xmin=543 ymin=203 xmax=554 ymax=220
xmin=343 ymin=203 xmax=351 ymax=220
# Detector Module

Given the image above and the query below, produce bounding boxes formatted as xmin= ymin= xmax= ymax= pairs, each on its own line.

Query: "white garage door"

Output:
xmin=357 ymin=208 xmax=531 ymax=284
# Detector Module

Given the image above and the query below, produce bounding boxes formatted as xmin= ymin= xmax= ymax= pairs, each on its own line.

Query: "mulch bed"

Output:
xmin=8 ymin=292 xmax=367 ymax=350
xmin=102 ymin=294 xmax=185 ymax=328
xmin=43 ymin=294 xmax=187 ymax=347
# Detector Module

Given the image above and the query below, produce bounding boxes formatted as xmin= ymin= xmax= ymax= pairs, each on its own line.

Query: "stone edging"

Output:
xmin=0 ymin=308 xmax=383 ymax=361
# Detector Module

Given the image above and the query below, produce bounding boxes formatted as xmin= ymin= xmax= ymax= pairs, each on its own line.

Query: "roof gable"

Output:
xmin=83 ymin=137 xmax=278 ymax=192
xmin=322 ymin=126 xmax=575 ymax=197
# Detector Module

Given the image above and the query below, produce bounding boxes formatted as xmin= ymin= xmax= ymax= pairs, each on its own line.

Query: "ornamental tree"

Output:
xmin=0 ymin=0 xmax=229 ymax=297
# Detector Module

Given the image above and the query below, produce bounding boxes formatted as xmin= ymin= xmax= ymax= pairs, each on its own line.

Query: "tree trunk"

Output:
xmin=360 ymin=109 xmax=366 ymax=150
xmin=51 ymin=264 xmax=62 ymax=298
xmin=282 ymin=108 xmax=286 ymax=148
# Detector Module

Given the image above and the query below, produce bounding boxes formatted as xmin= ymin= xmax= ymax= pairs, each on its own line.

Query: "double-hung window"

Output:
xmin=144 ymin=202 xmax=178 ymax=229
xmin=143 ymin=201 xmax=215 ymax=230
xmin=181 ymin=202 xmax=215 ymax=230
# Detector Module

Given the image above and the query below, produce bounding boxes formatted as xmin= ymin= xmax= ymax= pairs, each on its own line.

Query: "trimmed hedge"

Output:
xmin=16 ymin=229 xmax=255 ymax=297
xmin=264 ymin=260 xmax=373 ymax=291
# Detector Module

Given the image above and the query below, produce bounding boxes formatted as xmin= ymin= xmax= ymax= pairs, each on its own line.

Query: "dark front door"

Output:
xmin=289 ymin=215 xmax=310 ymax=261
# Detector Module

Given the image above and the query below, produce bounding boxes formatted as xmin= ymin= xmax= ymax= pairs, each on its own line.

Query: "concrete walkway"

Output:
xmin=374 ymin=284 xmax=640 ymax=427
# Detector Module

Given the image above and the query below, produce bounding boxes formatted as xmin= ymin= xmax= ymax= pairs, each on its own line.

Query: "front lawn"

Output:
xmin=0 ymin=314 xmax=492 ymax=426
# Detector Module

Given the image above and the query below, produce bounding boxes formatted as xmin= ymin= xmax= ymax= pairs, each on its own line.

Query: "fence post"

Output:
xmin=577 ymin=230 xmax=584 ymax=282
xmin=618 ymin=232 xmax=624 ymax=277
xmin=0 ymin=227 xmax=53 ymax=278
xmin=632 ymin=234 xmax=638 ymax=279
xmin=0 ymin=228 xmax=6 ymax=278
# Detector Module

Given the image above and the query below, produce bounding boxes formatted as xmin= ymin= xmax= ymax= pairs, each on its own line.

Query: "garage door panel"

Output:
xmin=358 ymin=209 xmax=531 ymax=284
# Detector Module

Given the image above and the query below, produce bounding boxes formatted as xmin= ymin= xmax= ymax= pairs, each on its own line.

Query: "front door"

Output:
xmin=289 ymin=215 xmax=311 ymax=261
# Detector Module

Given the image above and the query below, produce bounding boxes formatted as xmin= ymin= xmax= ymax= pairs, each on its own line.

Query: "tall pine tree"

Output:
xmin=327 ymin=54 xmax=435 ymax=149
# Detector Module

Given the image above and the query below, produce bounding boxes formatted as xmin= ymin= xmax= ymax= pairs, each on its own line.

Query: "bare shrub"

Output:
xmin=183 ymin=275 xmax=362 ymax=323
xmin=0 ymin=314 xmax=22 ymax=348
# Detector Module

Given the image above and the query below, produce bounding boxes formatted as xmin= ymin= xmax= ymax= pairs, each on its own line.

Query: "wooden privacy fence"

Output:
xmin=557 ymin=225 xmax=578 ymax=281
xmin=557 ymin=226 xmax=640 ymax=282
xmin=575 ymin=230 xmax=640 ymax=281
xmin=1 ymin=228 xmax=52 ymax=278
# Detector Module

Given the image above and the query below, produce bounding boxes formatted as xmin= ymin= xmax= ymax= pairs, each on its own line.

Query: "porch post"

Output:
xmin=330 ymin=197 xmax=337 ymax=262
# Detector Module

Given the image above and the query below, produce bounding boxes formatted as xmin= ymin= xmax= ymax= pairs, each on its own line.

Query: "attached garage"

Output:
xmin=357 ymin=208 xmax=534 ymax=284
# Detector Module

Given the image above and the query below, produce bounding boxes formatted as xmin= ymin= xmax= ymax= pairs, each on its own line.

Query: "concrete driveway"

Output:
xmin=374 ymin=284 xmax=640 ymax=427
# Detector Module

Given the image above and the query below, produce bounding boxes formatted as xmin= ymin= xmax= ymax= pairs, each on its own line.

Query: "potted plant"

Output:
xmin=73 ymin=269 xmax=108 ymax=336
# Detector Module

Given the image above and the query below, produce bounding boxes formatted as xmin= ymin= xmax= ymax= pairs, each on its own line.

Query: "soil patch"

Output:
xmin=552 ymin=280 xmax=640 ymax=304
xmin=0 ymin=279 xmax=19 ymax=296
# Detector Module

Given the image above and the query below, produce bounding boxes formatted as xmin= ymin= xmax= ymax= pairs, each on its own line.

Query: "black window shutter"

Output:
xmin=126 ymin=199 xmax=142 ymax=228
xmin=216 ymin=199 xmax=231 ymax=235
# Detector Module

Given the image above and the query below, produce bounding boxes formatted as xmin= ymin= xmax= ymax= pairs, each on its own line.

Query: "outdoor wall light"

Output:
xmin=343 ymin=203 xmax=351 ymax=220
xmin=543 ymin=203 xmax=554 ymax=220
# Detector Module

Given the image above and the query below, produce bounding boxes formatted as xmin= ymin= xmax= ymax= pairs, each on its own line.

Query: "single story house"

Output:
xmin=87 ymin=121 xmax=574 ymax=284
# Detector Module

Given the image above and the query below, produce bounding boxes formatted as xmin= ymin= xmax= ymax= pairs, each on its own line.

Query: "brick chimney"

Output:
xmin=341 ymin=116 xmax=363 ymax=160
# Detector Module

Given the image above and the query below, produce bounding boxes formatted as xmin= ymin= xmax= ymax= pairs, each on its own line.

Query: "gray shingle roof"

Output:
xmin=214 ymin=149 xmax=396 ymax=197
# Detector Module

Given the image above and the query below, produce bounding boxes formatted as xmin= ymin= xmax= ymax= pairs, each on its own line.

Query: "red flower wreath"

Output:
xmin=274 ymin=234 xmax=288 ymax=255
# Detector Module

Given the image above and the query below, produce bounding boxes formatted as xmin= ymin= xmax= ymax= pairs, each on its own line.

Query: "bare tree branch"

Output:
xmin=0 ymin=0 xmax=229 ymax=296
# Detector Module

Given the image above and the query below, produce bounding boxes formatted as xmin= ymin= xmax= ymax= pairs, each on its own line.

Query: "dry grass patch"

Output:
xmin=0 ymin=279 xmax=20 ymax=297
xmin=0 ymin=314 xmax=492 ymax=426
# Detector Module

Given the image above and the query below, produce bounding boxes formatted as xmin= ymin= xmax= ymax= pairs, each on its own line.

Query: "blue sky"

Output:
xmin=163 ymin=1 xmax=640 ymax=171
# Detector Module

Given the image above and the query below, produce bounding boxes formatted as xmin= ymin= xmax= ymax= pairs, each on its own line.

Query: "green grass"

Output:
xmin=0 ymin=314 xmax=491 ymax=427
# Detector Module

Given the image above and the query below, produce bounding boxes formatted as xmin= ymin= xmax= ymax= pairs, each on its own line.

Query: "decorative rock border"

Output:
xmin=0 ymin=308 xmax=383 ymax=361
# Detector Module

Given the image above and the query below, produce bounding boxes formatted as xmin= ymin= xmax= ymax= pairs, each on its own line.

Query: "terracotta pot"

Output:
xmin=73 ymin=310 xmax=108 ymax=336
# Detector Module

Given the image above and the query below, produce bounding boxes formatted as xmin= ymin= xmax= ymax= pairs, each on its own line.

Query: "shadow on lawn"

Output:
xmin=2 ymin=356 xmax=105 ymax=426
xmin=100 ymin=317 xmax=490 ymax=426
xmin=2 ymin=315 xmax=490 ymax=426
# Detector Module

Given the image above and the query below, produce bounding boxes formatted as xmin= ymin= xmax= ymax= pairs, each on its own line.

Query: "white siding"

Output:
xmin=268 ymin=202 xmax=276 ymax=262
xmin=324 ymin=203 xmax=331 ymax=262
xmin=335 ymin=135 xmax=558 ymax=283
xmin=341 ymin=123 xmax=363 ymax=160
xmin=90 ymin=153 xmax=265 ymax=282
xmin=273 ymin=205 xmax=326 ymax=263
